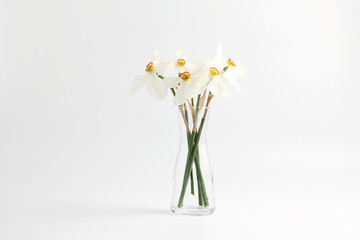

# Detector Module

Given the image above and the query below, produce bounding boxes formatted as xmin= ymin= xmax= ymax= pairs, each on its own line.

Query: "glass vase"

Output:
xmin=171 ymin=105 xmax=215 ymax=216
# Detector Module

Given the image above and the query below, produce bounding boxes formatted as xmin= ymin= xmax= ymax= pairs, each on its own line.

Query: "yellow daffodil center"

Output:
xmin=145 ymin=62 xmax=154 ymax=72
xmin=180 ymin=72 xmax=190 ymax=81
xmin=227 ymin=58 xmax=236 ymax=67
xmin=210 ymin=67 xmax=220 ymax=76
xmin=177 ymin=59 xmax=186 ymax=67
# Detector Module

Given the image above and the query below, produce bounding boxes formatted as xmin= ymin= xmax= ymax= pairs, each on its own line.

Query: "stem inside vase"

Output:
xmin=176 ymin=94 xmax=213 ymax=209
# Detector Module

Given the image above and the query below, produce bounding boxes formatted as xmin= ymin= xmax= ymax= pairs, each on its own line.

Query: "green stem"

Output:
xmin=171 ymin=88 xmax=176 ymax=96
xmin=194 ymin=150 xmax=203 ymax=206
xmin=177 ymin=118 xmax=206 ymax=208
xmin=196 ymin=94 xmax=201 ymax=110
xmin=177 ymin=93 xmax=213 ymax=209
xmin=186 ymin=132 xmax=195 ymax=195
xmin=184 ymin=110 xmax=194 ymax=195
xmin=190 ymin=168 xmax=195 ymax=195
xmin=193 ymin=94 xmax=206 ymax=205
xmin=177 ymin=131 xmax=196 ymax=208
xmin=194 ymin=146 xmax=209 ymax=206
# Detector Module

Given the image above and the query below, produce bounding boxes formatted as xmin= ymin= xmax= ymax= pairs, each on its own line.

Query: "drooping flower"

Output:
xmin=206 ymin=42 xmax=248 ymax=93
xmin=130 ymin=52 xmax=170 ymax=100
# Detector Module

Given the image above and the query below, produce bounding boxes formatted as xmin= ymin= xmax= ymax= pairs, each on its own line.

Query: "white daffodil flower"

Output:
xmin=168 ymin=49 xmax=202 ymax=74
xmin=130 ymin=52 xmax=170 ymax=100
xmin=166 ymin=71 xmax=203 ymax=106
xmin=206 ymin=42 xmax=248 ymax=93
xmin=199 ymin=67 xmax=231 ymax=98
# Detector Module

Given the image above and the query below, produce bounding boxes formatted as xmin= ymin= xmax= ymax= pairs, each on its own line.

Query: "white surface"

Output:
xmin=1 ymin=0 xmax=360 ymax=239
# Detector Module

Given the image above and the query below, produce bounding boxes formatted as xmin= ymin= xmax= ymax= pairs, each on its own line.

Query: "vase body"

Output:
xmin=171 ymin=106 xmax=215 ymax=216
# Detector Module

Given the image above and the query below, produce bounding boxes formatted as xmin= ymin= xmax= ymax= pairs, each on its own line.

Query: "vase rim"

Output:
xmin=177 ymin=106 xmax=210 ymax=109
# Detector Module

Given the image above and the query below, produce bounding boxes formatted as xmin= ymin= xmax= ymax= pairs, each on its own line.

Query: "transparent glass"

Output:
xmin=171 ymin=106 xmax=215 ymax=216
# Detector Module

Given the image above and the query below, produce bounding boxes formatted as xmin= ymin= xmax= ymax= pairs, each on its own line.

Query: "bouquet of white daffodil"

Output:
xmin=131 ymin=43 xmax=247 ymax=215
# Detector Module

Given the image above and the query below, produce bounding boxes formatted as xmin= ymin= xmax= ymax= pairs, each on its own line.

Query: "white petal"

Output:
xmin=224 ymin=66 xmax=246 ymax=93
xmin=152 ymin=51 xmax=160 ymax=62
xmin=173 ymin=88 xmax=187 ymax=106
xmin=184 ymin=61 xmax=204 ymax=74
xmin=186 ymin=81 xmax=202 ymax=98
xmin=198 ymin=71 xmax=212 ymax=92
xmin=164 ymin=76 xmax=181 ymax=88
xmin=224 ymin=71 xmax=243 ymax=93
xmin=147 ymin=72 xmax=167 ymax=100
xmin=172 ymin=61 xmax=178 ymax=70
xmin=173 ymin=82 xmax=196 ymax=106
xmin=129 ymin=75 xmax=147 ymax=94
xmin=224 ymin=70 xmax=237 ymax=85
xmin=155 ymin=62 xmax=170 ymax=75
xmin=207 ymin=76 xmax=231 ymax=98
xmin=234 ymin=64 xmax=248 ymax=78
xmin=175 ymin=49 xmax=186 ymax=59
xmin=215 ymin=41 xmax=223 ymax=59
xmin=206 ymin=59 xmax=227 ymax=70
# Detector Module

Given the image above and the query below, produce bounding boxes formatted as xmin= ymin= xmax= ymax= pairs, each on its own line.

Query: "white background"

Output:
xmin=1 ymin=0 xmax=360 ymax=239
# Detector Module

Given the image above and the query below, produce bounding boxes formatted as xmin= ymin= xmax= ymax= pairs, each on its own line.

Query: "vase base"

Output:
xmin=171 ymin=206 xmax=215 ymax=216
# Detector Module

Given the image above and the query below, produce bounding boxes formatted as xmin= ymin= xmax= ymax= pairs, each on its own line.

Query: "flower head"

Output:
xmin=199 ymin=66 xmax=230 ymax=98
xmin=130 ymin=43 xmax=247 ymax=104
xmin=168 ymin=49 xmax=203 ymax=74
xmin=180 ymin=72 xmax=191 ymax=81
xmin=209 ymin=67 xmax=220 ymax=76
xmin=177 ymin=59 xmax=186 ymax=67
xmin=130 ymin=52 xmax=170 ymax=100
xmin=165 ymin=70 xmax=204 ymax=106
xmin=145 ymin=62 xmax=154 ymax=72
xmin=206 ymin=42 xmax=248 ymax=93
